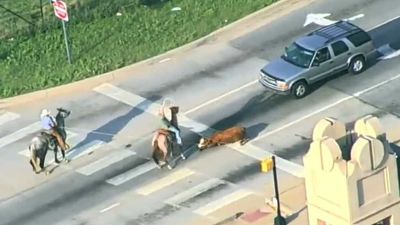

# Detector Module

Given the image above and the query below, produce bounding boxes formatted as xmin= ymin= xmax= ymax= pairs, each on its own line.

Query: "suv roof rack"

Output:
xmin=308 ymin=20 xmax=361 ymax=43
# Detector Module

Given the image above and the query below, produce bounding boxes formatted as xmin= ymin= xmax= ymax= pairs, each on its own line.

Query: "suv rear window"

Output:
xmin=347 ymin=31 xmax=371 ymax=47
xmin=331 ymin=41 xmax=349 ymax=56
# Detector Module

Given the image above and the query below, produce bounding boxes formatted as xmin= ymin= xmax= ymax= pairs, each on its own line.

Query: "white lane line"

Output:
xmin=99 ymin=203 xmax=120 ymax=213
xmin=0 ymin=112 xmax=20 ymax=126
xmin=251 ymin=73 xmax=400 ymax=143
xmin=159 ymin=58 xmax=171 ymax=63
xmin=18 ymin=131 xmax=79 ymax=158
xmin=368 ymin=15 xmax=400 ymax=31
xmin=106 ymin=161 xmax=157 ymax=186
xmin=93 ymin=83 xmax=159 ymax=115
xmin=183 ymin=80 xmax=258 ymax=115
xmin=165 ymin=178 xmax=226 ymax=206
xmin=193 ymin=189 xmax=252 ymax=216
xmin=136 ymin=168 xmax=195 ymax=196
xmin=0 ymin=122 xmax=42 ymax=149
xmin=77 ymin=149 xmax=135 ymax=176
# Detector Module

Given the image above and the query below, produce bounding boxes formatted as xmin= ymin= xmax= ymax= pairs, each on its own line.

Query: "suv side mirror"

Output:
xmin=312 ymin=61 xmax=319 ymax=67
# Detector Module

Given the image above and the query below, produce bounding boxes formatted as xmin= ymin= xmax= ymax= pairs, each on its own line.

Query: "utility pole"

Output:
xmin=271 ymin=156 xmax=287 ymax=225
xmin=261 ymin=156 xmax=287 ymax=225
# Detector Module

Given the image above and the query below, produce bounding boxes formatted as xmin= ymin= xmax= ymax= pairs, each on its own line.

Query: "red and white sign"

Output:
xmin=52 ymin=0 xmax=69 ymax=22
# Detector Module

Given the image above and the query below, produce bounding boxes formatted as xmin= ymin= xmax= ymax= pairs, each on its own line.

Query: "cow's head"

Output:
xmin=198 ymin=137 xmax=212 ymax=151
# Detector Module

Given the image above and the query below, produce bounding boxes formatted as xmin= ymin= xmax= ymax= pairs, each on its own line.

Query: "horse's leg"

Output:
xmin=53 ymin=143 xmax=61 ymax=164
xmin=29 ymin=146 xmax=41 ymax=173
xmin=157 ymin=135 xmax=169 ymax=162
xmin=38 ymin=148 xmax=46 ymax=172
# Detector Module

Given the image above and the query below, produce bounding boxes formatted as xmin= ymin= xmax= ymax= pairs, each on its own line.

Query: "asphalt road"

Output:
xmin=1 ymin=0 xmax=400 ymax=224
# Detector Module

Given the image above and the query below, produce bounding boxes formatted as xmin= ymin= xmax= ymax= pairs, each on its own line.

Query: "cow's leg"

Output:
xmin=239 ymin=138 xmax=249 ymax=145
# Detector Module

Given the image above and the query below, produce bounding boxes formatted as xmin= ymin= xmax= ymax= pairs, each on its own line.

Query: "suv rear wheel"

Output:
xmin=291 ymin=81 xmax=309 ymax=99
xmin=348 ymin=56 xmax=366 ymax=75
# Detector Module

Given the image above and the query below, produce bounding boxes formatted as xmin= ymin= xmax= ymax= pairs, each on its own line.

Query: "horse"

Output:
xmin=197 ymin=126 xmax=249 ymax=151
xmin=29 ymin=108 xmax=71 ymax=174
xmin=151 ymin=106 xmax=185 ymax=169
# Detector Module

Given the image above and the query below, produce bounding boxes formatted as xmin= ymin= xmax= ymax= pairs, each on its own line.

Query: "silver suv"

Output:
xmin=259 ymin=21 xmax=375 ymax=98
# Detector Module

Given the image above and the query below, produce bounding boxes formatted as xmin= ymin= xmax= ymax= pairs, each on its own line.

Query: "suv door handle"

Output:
xmin=347 ymin=52 xmax=352 ymax=56
xmin=329 ymin=61 xmax=334 ymax=64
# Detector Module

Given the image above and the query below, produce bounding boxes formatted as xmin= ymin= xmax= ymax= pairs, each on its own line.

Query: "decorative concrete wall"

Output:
xmin=304 ymin=116 xmax=400 ymax=225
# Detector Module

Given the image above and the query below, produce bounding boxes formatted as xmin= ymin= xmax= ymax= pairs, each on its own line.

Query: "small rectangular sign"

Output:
xmin=261 ymin=158 xmax=273 ymax=173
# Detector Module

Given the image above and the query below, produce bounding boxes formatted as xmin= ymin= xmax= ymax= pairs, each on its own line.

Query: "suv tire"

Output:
xmin=348 ymin=56 xmax=366 ymax=75
xmin=291 ymin=81 xmax=309 ymax=99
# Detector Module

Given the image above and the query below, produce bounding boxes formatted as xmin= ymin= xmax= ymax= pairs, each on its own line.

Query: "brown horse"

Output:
xmin=151 ymin=106 xmax=185 ymax=169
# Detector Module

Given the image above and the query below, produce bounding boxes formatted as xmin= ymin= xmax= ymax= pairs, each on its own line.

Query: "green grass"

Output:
xmin=0 ymin=0 xmax=277 ymax=98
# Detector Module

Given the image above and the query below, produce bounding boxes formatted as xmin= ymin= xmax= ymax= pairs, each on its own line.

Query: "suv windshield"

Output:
xmin=282 ymin=43 xmax=315 ymax=68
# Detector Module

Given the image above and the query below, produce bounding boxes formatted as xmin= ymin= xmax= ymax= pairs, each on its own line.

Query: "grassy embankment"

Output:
xmin=0 ymin=0 xmax=277 ymax=98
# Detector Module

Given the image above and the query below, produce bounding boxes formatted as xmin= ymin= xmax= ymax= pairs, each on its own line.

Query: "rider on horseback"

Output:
xmin=40 ymin=109 xmax=70 ymax=152
xmin=152 ymin=105 xmax=183 ymax=147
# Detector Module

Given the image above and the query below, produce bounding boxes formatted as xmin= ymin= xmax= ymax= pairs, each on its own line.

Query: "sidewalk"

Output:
xmin=188 ymin=172 xmax=308 ymax=225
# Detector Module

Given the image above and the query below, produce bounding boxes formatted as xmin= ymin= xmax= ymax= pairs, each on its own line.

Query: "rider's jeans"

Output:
xmin=168 ymin=126 xmax=182 ymax=145
xmin=50 ymin=128 xmax=68 ymax=151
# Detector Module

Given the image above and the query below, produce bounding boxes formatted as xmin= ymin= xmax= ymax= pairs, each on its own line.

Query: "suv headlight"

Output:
xmin=276 ymin=81 xmax=289 ymax=91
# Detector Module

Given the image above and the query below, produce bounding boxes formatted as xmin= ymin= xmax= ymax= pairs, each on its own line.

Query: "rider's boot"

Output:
xmin=178 ymin=144 xmax=186 ymax=160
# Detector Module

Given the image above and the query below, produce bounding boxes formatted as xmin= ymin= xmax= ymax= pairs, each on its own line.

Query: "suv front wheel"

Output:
xmin=348 ymin=56 xmax=366 ymax=75
xmin=291 ymin=81 xmax=309 ymax=99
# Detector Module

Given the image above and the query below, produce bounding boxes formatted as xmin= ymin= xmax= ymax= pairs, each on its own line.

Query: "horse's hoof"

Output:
xmin=63 ymin=158 xmax=71 ymax=163
xmin=45 ymin=171 xmax=50 ymax=176
xmin=180 ymin=154 xmax=186 ymax=160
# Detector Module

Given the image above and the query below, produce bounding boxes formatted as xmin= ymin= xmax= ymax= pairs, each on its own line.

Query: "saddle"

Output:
xmin=40 ymin=130 xmax=56 ymax=143
xmin=158 ymin=129 xmax=176 ymax=143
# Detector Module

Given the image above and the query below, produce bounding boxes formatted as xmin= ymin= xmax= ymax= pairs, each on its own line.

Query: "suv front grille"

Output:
xmin=260 ymin=71 xmax=277 ymax=86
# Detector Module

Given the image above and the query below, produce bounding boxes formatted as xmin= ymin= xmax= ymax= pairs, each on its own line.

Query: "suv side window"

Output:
xmin=347 ymin=31 xmax=371 ymax=47
xmin=331 ymin=41 xmax=349 ymax=56
xmin=315 ymin=47 xmax=331 ymax=63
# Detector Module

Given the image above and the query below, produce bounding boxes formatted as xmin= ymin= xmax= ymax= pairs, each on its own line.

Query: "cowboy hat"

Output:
xmin=40 ymin=109 xmax=51 ymax=118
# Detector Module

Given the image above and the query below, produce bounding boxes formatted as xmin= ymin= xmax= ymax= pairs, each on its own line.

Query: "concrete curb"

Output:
xmin=0 ymin=0 xmax=315 ymax=109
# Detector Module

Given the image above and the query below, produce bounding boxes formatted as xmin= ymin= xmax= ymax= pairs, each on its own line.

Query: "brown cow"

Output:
xmin=197 ymin=126 xmax=249 ymax=151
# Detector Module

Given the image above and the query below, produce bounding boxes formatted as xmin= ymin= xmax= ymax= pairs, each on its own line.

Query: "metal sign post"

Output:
xmin=52 ymin=0 xmax=72 ymax=64
xmin=61 ymin=20 xmax=71 ymax=64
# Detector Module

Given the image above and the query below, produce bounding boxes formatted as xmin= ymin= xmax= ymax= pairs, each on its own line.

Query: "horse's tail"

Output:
xmin=152 ymin=143 xmax=161 ymax=165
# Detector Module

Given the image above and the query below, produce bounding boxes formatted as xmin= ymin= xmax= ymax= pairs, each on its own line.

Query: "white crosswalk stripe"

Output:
xmin=77 ymin=149 xmax=136 ymax=176
xmin=0 ymin=122 xmax=42 ymax=150
xmin=0 ymin=111 xmax=20 ymax=126
xmin=106 ymin=161 xmax=157 ymax=186
xmin=136 ymin=168 xmax=195 ymax=196
xmin=193 ymin=189 xmax=253 ymax=216
xmin=165 ymin=178 xmax=226 ymax=206
xmin=66 ymin=139 xmax=105 ymax=161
